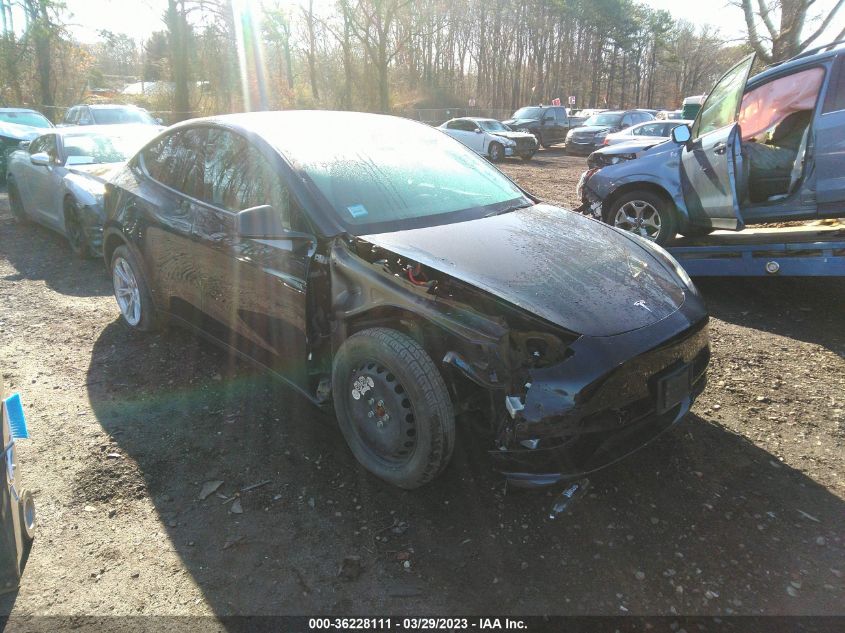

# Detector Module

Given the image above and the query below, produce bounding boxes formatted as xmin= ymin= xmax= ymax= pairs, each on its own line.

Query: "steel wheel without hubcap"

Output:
xmin=113 ymin=256 xmax=142 ymax=326
xmin=345 ymin=362 xmax=417 ymax=466
xmin=613 ymin=199 xmax=662 ymax=240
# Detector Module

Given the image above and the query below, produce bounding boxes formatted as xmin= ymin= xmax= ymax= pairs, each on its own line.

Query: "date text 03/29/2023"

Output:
xmin=308 ymin=618 xmax=528 ymax=630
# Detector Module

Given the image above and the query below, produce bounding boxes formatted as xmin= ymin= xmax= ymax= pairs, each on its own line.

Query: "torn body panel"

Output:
xmin=325 ymin=233 xmax=709 ymax=488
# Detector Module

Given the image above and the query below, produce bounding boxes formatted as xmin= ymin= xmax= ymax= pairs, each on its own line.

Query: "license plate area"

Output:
xmin=656 ymin=363 xmax=692 ymax=414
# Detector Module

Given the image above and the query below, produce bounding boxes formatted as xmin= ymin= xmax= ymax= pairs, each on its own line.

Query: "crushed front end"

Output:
xmin=492 ymin=307 xmax=709 ymax=488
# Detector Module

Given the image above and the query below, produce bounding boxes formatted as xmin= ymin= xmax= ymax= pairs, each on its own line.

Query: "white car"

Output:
xmin=601 ymin=119 xmax=692 ymax=146
xmin=438 ymin=117 xmax=538 ymax=162
xmin=6 ymin=124 xmax=161 ymax=257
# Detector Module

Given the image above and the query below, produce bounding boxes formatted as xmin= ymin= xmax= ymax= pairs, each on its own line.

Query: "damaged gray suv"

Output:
xmin=578 ymin=43 xmax=845 ymax=244
xmin=102 ymin=111 xmax=709 ymax=490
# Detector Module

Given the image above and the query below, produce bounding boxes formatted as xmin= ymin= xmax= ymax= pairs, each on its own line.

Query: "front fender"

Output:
xmin=585 ymin=144 xmax=691 ymax=223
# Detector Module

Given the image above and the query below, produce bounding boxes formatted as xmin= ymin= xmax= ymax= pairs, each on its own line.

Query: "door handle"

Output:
xmin=713 ymin=142 xmax=727 ymax=155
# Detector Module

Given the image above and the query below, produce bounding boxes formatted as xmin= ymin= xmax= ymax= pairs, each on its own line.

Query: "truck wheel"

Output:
xmin=488 ymin=142 xmax=504 ymax=163
xmin=332 ymin=327 xmax=455 ymax=489
xmin=604 ymin=190 xmax=678 ymax=245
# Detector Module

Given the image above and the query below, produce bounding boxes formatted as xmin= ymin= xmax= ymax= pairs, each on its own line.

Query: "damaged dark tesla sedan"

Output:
xmin=102 ymin=111 xmax=710 ymax=490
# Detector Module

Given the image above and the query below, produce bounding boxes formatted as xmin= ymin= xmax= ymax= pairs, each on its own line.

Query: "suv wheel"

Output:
xmin=604 ymin=190 xmax=678 ymax=245
xmin=332 ymin=328 xmax=455 ymax=489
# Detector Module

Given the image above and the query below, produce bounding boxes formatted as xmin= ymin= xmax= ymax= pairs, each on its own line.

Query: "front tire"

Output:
xmin=110 ymin=245 xmax=158 ymax=331
xmin=64 ymin=198 xmax=93 ymax=259
xmin=604 ymin=190 xmax=678 ymax=245
xmin=488 ymin=142 xmax=505 ymax=163
xmin=520 ymin=151 xmax=536 ymax=162
xmin=8 ymin=180 xmax=28 ymax=224
xmin=332 ymin=328 xmax=455 ymax=489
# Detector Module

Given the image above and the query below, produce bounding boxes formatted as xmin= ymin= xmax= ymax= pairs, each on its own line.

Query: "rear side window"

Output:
xmin=64 ymin=108 xmax=78 ymax=125
xmin=553 ymin=108 xmax=566 ymax=123
xmin=77 ymin=108 xmax=93 ymax=125
xmin=822 ymin=55 xmax=845 ymax=113
xmin=203 ymin=128 xmax=290 ymax=223
xmin=141 ymin=128 xmax=206 ymax=200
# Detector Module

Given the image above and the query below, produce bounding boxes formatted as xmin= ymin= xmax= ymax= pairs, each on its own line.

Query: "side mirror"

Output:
xmin=155 ymin=118 xmax=164 ymax=125
xmin=671 ymin=124 xmax=691 ymax=144
xmin=542 ymin=116 xmax=554 ymax=123
xmin=236 ymin=205 xmax=314 ymax=242
xmin=473 ymin=128 xmax=482 ymax=134
xmin=30 ymin=152 xmax=51 ymax=167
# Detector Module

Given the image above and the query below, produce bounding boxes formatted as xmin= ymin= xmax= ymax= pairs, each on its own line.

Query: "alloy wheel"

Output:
xmin=613 ymin=199 xmax=662 ymax=240
xmin=112 ymin=257 xmax=142 ymax=326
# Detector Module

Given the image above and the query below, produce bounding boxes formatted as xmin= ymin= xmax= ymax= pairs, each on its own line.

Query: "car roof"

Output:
xmin=0 ymin=107 xmax=43 ymax=114
xmin=36 ymin=123 xmax=160 ymax=137
xmin=69 ymin=104 xmax=146 ymax=110
xmin=462 ymin=117 xmax=497 ymax=122
xmin=749 ymin=42 xmax=844 ymax=87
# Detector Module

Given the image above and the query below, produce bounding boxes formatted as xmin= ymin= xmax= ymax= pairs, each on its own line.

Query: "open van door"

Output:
xmin=680 ymin=54 xmax=755 ymax=230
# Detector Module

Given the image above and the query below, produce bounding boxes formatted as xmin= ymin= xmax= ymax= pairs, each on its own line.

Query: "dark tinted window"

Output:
xmin=203 ymin=129 xmax=290 ymax=223
xmin=28 ymin=136 xmax=47 ymax=154
xmin=553 ymin=107 xmax=566 ymax=123
xmin=63 ymin=107 xmax=78 ymax=125
xmin=141 ymin=128 xmax=206 ymax=199
xmin=621 ymin=114 xmax=634 ymax=127
xmin=822 ymin=56 xmax=845 ymax=113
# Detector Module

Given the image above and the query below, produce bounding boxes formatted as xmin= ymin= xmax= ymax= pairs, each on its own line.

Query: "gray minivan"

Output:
xmin=577 ymin=42 xmax=845 ymax=244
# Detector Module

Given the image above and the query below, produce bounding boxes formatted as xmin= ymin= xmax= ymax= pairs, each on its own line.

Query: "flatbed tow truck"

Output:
xmin=666 ymin=224 xmax=845 ymax=277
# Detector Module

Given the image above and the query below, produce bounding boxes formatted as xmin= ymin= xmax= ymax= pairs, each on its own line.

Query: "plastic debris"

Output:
xmin=199 ymin=480 xmax=224 ymax=500
xmin=549 ymin=479 xmax=590 ymax=519
xmin=230 ymin=499 xmax=243 ymax=514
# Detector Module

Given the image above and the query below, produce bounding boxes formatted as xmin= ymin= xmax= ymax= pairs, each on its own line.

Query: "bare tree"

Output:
xmin=740 ymin=0 xmax=845 ymax=63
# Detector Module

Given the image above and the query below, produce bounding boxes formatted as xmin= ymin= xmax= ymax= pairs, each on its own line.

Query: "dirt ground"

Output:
xmin=0 ymin=149 xmax=843 ymax=622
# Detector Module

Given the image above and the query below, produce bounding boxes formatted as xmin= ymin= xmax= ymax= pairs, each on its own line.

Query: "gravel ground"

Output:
xmin=0 ymin=151 xmax=843 ymax=620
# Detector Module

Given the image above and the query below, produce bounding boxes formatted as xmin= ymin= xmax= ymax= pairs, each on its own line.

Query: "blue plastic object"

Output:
xmin=3 ymin=394 xmax=29 ymax=440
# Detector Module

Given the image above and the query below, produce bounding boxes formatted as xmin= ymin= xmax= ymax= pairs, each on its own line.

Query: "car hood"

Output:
xmin=67 ymin=162 xmax=121 ymax=181
xmin=597 ymin=139 xmax=667 ymax=154
xmin=0 ymin=121 xmax=44 ymax=142
xmin=490 ymin=130 xmax=535 ymax=140
xmin=360 ymin=204 xmax=686 ymax=337
xmin=572 ymin=125 xmax=618 ymax=136
xmin=503 ymin=118 xmax=538 ymax=127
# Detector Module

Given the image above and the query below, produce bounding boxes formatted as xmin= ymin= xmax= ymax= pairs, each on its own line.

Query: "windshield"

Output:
xmin=92 ymin=108 xmax=156 ymax=125
xmin=63 ymin=130 xmax=156 ymax=164
xmin=478 ymin=120 xmax=508 ymax=132
xmin=0 ymin=111 xmax=52 ymax=128
xmin=584 ymin=113 xmax=623 ymax=127
xmin=512 ymin=107 xmax=542 ymax=120
xmin=267 ymin=114 xmax=529 ymax=235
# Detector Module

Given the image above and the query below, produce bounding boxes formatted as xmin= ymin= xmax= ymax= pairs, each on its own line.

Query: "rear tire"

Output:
xmin=110 ymin=245 xmax=159 ymax=332
xmin=520 ymin=151 xmax=536 ymax=162
xmin=604 ymin=189 xmax=678 ymax=245
xmin=332 ymin=327 xmax=455 ymax=489
xmin=8 ymin=180 xmax=28 ymax=224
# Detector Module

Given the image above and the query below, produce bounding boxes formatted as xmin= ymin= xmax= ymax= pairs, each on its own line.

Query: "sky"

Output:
xmin=61 ymin=0 xmax=845 ymax=47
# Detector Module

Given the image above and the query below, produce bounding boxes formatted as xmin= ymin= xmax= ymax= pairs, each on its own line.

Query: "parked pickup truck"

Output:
xmin=502 ymin=105 xmax=572 ymax=148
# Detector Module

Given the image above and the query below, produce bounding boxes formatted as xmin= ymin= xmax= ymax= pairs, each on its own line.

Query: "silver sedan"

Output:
xmin=6 ymin=124 xmax=161 ymax=257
